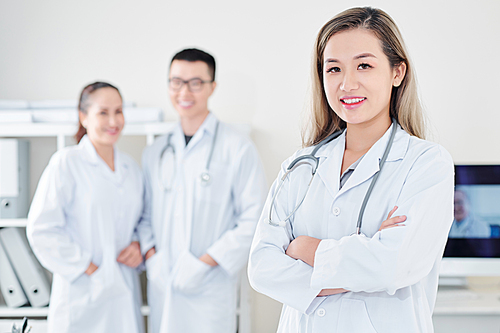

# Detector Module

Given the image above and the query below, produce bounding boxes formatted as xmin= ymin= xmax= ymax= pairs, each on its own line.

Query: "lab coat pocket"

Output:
xmin=145 ymin=250 xmax=167 ymax=293
xmin=172 ymin=250 xmax=211 ymax=295
xmin=89 ymin=261 xmax=129 ymax=303
xmin=68 ymin=273 xmax=91 ymax=325
xmin=336 ymin=298 xmax=378 ymax=333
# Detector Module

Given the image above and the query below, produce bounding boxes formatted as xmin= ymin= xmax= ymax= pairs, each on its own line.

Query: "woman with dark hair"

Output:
xmin=248 ymin=7 xmax=454 ymax=333
xmin=27 ymin=82 xmax=145 ymax=333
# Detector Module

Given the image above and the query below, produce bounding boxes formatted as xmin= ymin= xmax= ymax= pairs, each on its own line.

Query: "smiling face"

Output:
xmin=322 ymin=28 xmax=406 ymax=128
xmin=168 ymin=60 xmax=216 ymax=121
xmin=79 ymin=87 xmax=124 ymax=147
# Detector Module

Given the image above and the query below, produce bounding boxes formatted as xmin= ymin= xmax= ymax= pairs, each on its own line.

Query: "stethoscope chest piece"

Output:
xmin=200 ymin=171 xmax=212 ymax=186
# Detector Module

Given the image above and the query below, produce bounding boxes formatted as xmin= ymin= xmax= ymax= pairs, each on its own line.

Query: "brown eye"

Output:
xmin=326 ymin=67 xmax=341 ymax=73
xmin=358 ymin=63 xmax=372 ymax=70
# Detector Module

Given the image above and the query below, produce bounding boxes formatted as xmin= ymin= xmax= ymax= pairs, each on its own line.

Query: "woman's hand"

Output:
xmin=285 ymin=236 xmax=321 ymax=266
xmin=145 ymin=246 xmax=156 ymax=261
xmin=85 ymin=262 xmax=98 ymax=276
xmin=318 ymin=288 xmax=348 ymax=296
xmin=286 ymin=238 xmax=349 ymax=296
xmin=117 ymin=241 xmax=143 ymax=268
xmin=199 ymin=253 xmax=218 ymax=267
xmin=379 ymin=206 xmax=406 ymax=231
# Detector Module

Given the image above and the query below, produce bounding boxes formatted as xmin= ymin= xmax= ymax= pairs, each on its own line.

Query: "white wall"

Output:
xmin=1 ymin=0 xmax=499 ymax=332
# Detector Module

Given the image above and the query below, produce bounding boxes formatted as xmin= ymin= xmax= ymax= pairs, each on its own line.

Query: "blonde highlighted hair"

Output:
xmin=303 ymin=7 xmax=425 ymax=147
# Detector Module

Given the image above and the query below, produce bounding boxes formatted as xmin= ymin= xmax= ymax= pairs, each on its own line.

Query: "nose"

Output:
xmin=179 ymin=82 xmax=191 ymax=94
xmin=109 ymin=114 xmax=117 ymax=127
xmin=340 ymin=69 xmax=359 ymax=92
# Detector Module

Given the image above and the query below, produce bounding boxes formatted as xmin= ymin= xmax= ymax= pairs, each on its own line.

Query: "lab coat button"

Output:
xmin=332 ymin=207 xmax=340 ymax=216
xmin=317 ymin=308 xmax=326 ymax=317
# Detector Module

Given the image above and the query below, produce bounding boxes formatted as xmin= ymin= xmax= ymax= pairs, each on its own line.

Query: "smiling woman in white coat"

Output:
xmin=248 ymin=7 xmax=454 ymax=333
xmin=27 ymin=82 xmax=145 ymax=333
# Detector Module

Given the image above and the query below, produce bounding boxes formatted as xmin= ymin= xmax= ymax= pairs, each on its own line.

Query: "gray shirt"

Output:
xmin=340 ymin=156 xmax=363 ymax=190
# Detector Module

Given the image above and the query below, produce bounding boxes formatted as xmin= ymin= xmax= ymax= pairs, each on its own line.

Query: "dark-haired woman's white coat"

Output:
xmin=27 ymin=136 xmax=144 ymax=333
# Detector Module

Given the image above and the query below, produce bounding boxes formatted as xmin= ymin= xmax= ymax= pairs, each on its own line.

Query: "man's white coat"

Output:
xmin=138 ymin=113 xmax=267 ymax=333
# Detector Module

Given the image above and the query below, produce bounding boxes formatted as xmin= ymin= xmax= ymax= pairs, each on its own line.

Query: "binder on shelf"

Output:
xmin=0 ymin=228 xmax=50 ymax=307
xmin=0 ymin=139 xmax=30 ymax=219
xmin=0 ymin=238 xmax=28 ymax=308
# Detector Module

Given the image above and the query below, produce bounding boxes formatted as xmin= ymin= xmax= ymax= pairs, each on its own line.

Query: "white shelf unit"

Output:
xmin=0 ymin=121 xmax=171 ymax=321
xmin=0 ymin=304 xmax=151 ymax=317
xmin=0 ymin=122 xmax=175 ymax=149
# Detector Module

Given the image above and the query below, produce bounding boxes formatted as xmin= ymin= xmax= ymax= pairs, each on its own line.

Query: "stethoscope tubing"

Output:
xmin=267 ymin=130 xmax=343 ymax=227
xmin=268 ymin=118 xmax=398 ymax=237
xmin=158 ymin=120 xmax=220 ymax=191
xmin=354 ymin=118 xmax=397 ymax=235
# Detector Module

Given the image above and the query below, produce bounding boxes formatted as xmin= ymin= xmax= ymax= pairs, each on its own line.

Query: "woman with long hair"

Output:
xmin=249 ymin=7 xmax=453 ymax=332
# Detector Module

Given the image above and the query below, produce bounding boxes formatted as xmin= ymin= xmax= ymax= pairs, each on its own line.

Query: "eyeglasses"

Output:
xmin=168 ymin=78 xmax=213 ymax=92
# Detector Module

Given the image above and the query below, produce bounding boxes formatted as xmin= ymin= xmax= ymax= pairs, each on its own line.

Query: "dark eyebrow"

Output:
xmin=324 ymin=58 xmax=339 ymax=65
xmin=324 ymin=53 xmax=377 ymax=65
xmin=354 ymin=53 xmax=377 ymax=60
xmin=171 ymin=76 xmax=203 ymax=81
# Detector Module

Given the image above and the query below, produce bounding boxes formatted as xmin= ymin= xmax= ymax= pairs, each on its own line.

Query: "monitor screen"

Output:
xmin=444 ymin=165 xmax=500 ymax=258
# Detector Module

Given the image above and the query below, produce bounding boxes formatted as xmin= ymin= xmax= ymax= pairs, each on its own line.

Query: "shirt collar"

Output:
xmin=173 ymin=112 xmax=219 ymax=150
xmin=79 ymin=135 xmax=100 ymax=166
xmin=315 ymin=121 xmax=410 ymax=162
xmin=79 ymin=135 xmax=127 ymax=171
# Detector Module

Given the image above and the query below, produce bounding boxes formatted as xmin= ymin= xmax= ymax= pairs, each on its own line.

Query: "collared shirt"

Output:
xmin=339 ymin=156 xmax=364 ymax=190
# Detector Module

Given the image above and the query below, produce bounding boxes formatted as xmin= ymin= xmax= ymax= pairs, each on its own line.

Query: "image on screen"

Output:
xmin=444 ymin=165 xmax=500 ymax=258
xmin=449 ymin=185 xmax=500 ymax=239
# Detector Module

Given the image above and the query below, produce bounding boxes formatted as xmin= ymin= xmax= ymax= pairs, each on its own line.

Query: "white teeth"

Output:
xmin=342 ymin=98 xmax=365 ymax=104
xmin=179 ymin=101 xmax=194 ymax=107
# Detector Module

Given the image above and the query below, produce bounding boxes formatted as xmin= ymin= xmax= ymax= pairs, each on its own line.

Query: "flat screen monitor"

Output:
xmin=440 ymin=165 xmax=500 ymax=278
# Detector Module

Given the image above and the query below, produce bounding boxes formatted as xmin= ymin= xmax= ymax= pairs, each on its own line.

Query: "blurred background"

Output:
xmin=1 ymin=0 xmax=499 ymax=331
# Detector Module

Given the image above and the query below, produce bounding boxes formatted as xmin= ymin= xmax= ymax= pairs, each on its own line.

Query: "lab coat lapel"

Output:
xmin=339 ymin=124 xmax=409 ymax=195
xmin=79 ymin=135 xmax=100 ymax=166
xmin=315 ymin=133 xmax=345 ymax=199
xmin=183 ymin=112 xmax=217 ymax=155
xmin=178 ymin=113 xmax=218 ymax=250
xmin=79 ymin=135 xmax=126 ymax=186
xmin=111 ymin=149 xmax=129 ymax=186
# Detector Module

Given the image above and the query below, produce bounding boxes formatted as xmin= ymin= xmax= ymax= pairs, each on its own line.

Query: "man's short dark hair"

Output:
xmin=171 ymin=48 xmax=216 ymax=81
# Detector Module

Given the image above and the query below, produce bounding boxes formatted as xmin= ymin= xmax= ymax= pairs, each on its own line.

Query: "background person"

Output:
xmin=27 ymin=82 xmax=145 ymax=333
xmin=449 ymin=189 xmax=491 ymax=238
xmin=137 ymin=48 xmax=267 ymax=333
xmin=248 ymin=7 xmax=454 ymax=333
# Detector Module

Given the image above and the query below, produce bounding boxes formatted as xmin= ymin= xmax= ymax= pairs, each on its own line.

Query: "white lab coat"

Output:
xmin=27 ymin=136 xmax=144 ymax=333
xmin=136 ymin=113 xmax=267 ymax=333
xmin=248 ymin=124 xmax=454 ymax=333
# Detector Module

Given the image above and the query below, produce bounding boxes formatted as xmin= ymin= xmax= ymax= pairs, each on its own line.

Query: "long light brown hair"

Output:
xmin=303 ymin=7 xmax=425 ymax=147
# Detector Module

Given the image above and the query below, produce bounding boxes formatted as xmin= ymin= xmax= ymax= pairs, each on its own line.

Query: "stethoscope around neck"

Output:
xmin=266 ymin=118 xmax=398 ymax=237
xmin=158 ymin=121 xmax=219 ymax=191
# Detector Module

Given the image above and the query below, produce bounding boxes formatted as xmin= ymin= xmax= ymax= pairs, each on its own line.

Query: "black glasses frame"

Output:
xmin=168 ymin=78 xmax=214 ymax=92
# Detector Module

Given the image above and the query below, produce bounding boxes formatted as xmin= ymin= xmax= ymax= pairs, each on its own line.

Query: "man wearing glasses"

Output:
xmin=137 ymin=48 xmax=267 ymax=333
